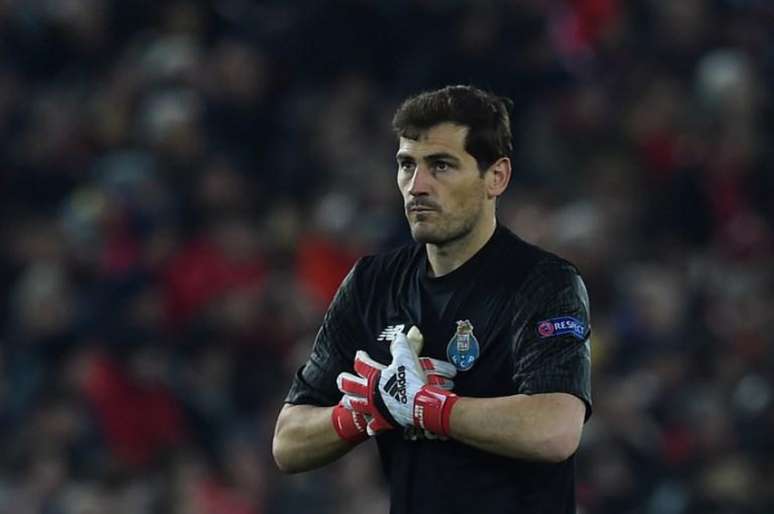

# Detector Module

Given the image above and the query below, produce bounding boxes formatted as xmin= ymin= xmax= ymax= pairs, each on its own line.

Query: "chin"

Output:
xmin=410 ymin=224 xmax=452 ymax=245
xmin=410 ymin=218 xmax=476 ymax=246
xmin=409 ymin=224 xmax=439 ymax=244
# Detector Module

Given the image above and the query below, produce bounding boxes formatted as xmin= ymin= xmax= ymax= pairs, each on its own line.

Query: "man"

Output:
xmin=273 ymin=85 xmax=592 ymax=513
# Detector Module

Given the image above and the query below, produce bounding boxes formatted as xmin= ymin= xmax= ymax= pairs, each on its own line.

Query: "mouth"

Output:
xmin=407 ymin=208 xmax=438 ymax=221
xmin=406 ymin=202 xmax=439 ymax=214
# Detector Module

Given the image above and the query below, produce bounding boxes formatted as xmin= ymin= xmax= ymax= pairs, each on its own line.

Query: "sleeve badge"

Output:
xmin=536 ymin=316 xmax=586 ymax=340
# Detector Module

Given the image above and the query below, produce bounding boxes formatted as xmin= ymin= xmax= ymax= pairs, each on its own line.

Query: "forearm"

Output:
xmin=447 ymin=393 xmax=585 ymax=463
xmin=272 ymin=403 xmax=355 ymax=473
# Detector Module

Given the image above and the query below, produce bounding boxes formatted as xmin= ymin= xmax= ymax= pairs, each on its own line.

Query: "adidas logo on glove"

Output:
xmin=383 ymin=365 xmax=408 ymax=403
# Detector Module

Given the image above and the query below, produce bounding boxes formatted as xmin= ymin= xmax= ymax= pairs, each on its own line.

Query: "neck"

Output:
xmin=426 ymin=215 xmax=497 ymax=277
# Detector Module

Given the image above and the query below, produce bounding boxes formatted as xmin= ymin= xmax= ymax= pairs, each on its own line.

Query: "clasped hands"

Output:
xmin=333 ymin=326 xmax=459 ymax=442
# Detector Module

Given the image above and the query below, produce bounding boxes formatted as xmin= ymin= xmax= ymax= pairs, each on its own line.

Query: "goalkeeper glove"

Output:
xmin=337 ymin=326 xmax=459 ymax=437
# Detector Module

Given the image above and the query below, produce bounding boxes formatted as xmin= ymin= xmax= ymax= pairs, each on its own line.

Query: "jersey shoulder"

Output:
xmin=352 ymin=241 xmax=423 ymax=294
xmin=495 ymin=226 xmax=583 ymax=293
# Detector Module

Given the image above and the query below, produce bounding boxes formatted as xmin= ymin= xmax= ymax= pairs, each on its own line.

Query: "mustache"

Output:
xmin=406 ymin=199 xmax=441 ymax=211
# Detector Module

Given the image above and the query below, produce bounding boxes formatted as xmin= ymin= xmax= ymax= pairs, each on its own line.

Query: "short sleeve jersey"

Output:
xmin=285 ymin=224 xmax=592 ymax=514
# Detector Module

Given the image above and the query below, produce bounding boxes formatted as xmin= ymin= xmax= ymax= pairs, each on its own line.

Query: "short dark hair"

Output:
xmin=392 ymin=85 xmax=514 ymax=173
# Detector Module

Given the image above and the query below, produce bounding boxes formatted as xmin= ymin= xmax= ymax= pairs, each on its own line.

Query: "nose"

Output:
xmin=407 ymin=164 xmax=432 ymax=196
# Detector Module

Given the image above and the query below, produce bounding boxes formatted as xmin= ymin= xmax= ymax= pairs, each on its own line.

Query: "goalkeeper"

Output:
xmin=273 ymin=86 xmax=592 ymax=514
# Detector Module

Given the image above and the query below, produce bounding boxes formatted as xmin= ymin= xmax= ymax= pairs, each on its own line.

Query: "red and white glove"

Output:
xmin=336 ymin=326 xmax=459 ymax=437
xmin=331 ymin=355 xmax=455 ymax=442
xmin=336 ymin=354 xmax=456 ymax=439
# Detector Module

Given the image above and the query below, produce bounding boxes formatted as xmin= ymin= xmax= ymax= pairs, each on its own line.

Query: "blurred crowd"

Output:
xmin=0 ymin=0 xmax=772 ymax=513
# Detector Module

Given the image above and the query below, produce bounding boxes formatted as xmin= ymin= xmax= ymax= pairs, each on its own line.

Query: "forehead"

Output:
xmin=397 ymin=122 xmax=470 ymax=157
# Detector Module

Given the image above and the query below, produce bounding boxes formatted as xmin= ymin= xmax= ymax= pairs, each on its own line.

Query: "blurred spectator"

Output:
xmin=0 ymin=0 xmax=772 ymax=513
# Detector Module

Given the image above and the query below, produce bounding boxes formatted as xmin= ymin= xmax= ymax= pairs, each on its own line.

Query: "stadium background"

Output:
xmin=0 ymin=0 xmax=772 ymax=512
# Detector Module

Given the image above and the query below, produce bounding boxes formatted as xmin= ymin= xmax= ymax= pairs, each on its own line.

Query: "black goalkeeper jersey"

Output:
xmin=285 ymin=224 xmax=592 ymax=514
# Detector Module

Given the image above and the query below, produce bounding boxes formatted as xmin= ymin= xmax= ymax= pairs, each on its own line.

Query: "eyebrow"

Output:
xmin=395 ymin=152 xmax=461 ymax=164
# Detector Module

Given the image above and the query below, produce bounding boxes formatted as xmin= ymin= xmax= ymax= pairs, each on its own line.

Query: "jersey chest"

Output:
xmin=362 ymin=275 xmax=519 ymax=398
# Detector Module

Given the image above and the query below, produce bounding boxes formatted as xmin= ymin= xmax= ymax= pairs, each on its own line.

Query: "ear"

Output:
xmin=485 ymin=157 xmax=511 ymax=199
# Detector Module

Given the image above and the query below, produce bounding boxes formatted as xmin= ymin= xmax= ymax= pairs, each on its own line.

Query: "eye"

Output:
xmin=432 ymin=161 xmax=451 ymax=172
xmin=398 ymin=160 xmax=416 ymax=173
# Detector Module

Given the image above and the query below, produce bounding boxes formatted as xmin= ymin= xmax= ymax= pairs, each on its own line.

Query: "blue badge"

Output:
xmin=536 ymin=316 xmax=586 ymax=340
xmin=446 ymin=320 xmax=480 ymax=371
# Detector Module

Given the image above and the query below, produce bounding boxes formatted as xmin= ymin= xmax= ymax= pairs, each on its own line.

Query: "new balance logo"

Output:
xmin=378 ymin=324 xmax=405 ymax=342
xmin=383 ymin=366 xmax=407 ymax=403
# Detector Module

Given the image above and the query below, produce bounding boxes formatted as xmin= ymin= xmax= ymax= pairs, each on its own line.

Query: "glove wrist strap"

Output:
xmin=413 ymin=385 xmax=459 ymax=437
xmin=331 ymin=404 xmax=368 ymax=444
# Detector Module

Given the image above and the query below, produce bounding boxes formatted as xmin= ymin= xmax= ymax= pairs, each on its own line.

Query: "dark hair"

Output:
xmin=392 ymin=85 xmax=513 ymax=173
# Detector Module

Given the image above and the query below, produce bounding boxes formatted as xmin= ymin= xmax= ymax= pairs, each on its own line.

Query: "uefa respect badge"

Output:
xmin=536 ymin=316 xmax=586 ymax=340
xmin=446 ymin=320 xmax=480 ymax=371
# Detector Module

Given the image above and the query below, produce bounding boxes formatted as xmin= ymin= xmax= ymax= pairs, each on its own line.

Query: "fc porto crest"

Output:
xmin=446 ymin=320 xmax=480 ymax=371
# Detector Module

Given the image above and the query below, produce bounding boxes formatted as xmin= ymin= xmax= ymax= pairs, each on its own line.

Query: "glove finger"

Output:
xmin=354 ymin=350 xmax=385 ymax=378
xmin=340 ymin=391 xmax=366 ymax=402
xmin=389 ymin=331 xmax=424 ymax=374
xmin=419 ymin=357 xmax=457 ymax=378
xmin=337 ymin=372 xmax=369 ymax=397
xmin=346 ymin=396 xmax=370 ymax=414
xmin=407 ymin=325 xmax=424 ymax=354
xmin=339 ymin=394 xmax=359 ymax=410
xmin=426 ymin=376 xmax=455 ymax=390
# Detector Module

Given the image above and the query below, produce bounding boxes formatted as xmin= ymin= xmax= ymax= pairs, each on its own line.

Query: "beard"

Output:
xmin=408 ymin=207 xmax=480 ymax=247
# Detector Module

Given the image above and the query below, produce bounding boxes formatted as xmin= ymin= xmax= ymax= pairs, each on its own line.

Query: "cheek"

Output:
xmin=397 ymin=175 xmax=409 ymax=195
xmin=449 ymin=182 xmax=484 ymax=212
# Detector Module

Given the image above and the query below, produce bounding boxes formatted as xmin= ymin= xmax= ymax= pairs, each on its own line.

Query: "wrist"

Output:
xmin=413 ymin=385 xmax=459 ymax=437
xmin=331 ymin=404 xmax=368 ymax=444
